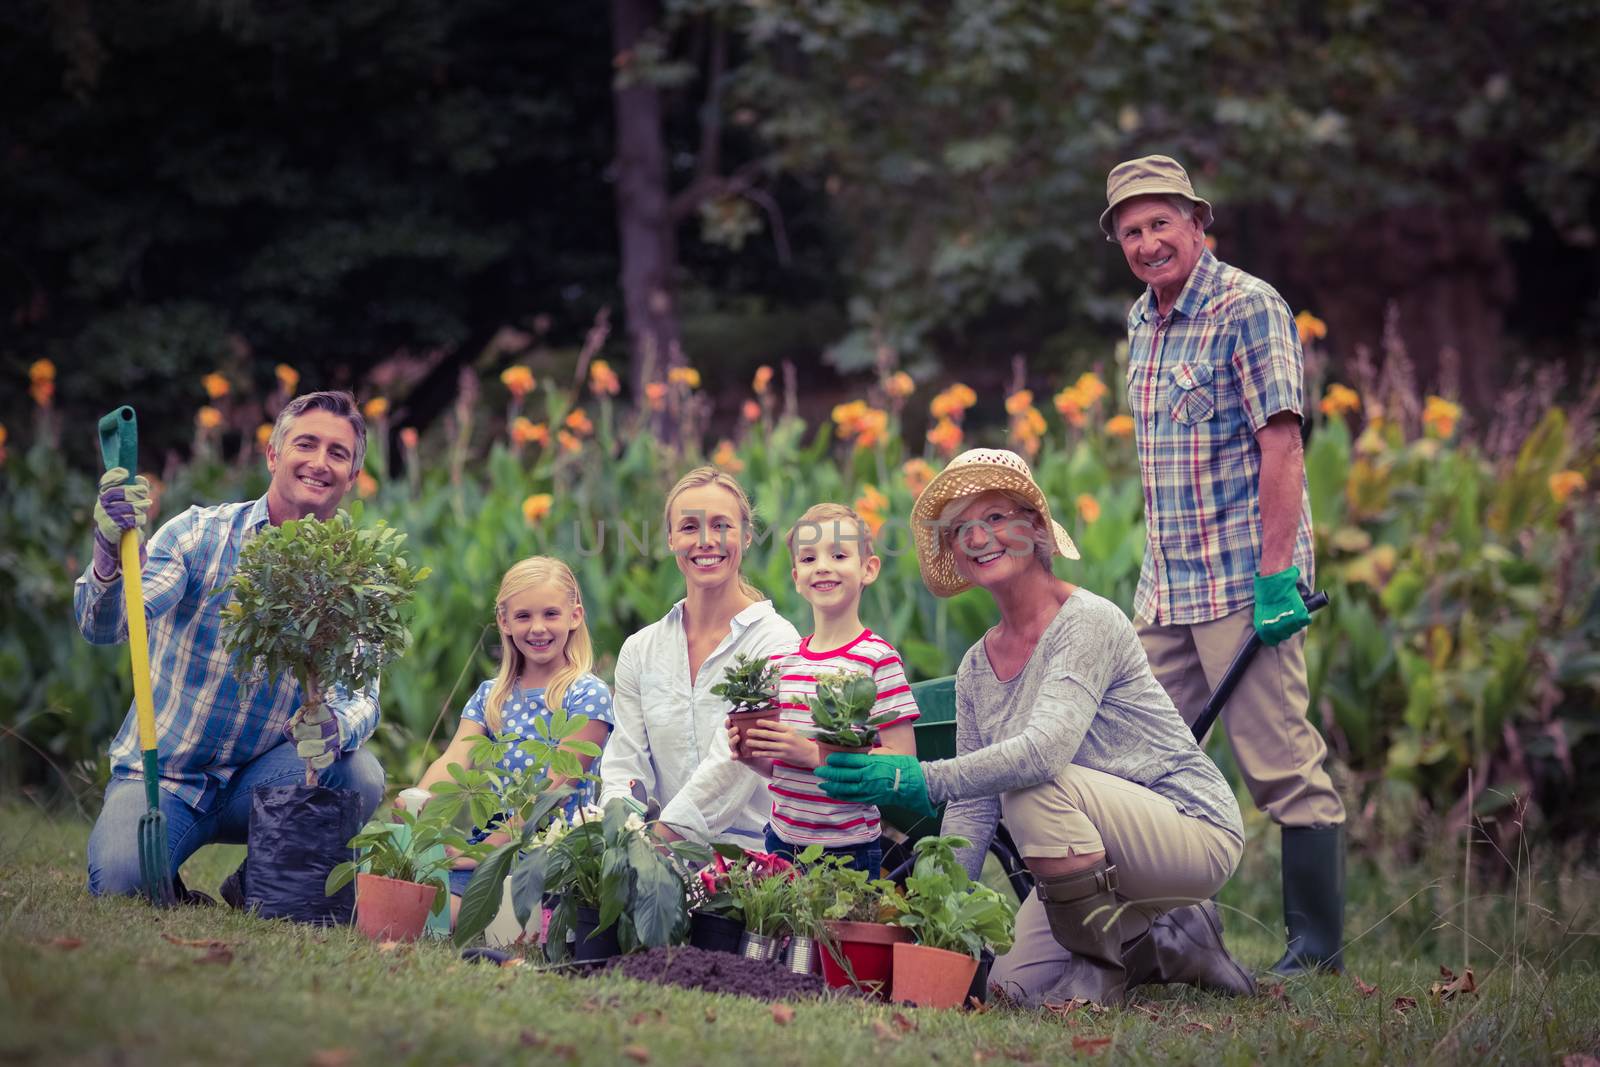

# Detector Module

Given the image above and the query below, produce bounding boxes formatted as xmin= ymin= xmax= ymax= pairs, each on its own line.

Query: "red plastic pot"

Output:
xmin=818 ymin=920 xmax=912 ymax=996
xmin=355 ymin=873 xmax=438 ymax=942
xmin=891 ymin=942 xmax=980 ymax=1009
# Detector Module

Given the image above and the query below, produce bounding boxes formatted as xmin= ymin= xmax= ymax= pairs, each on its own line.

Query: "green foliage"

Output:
xmin=324 ymin=804 xmax=470 ymax=916
xmin=708 ymin=653 xmax=780 ymax=714
xmin=787 ymin=845 xmax=899 ymax=934
xmin=888 ymin=835 xmax=1016 ymax=958
xmin=723 ymin=856 xmax=794 ymax=938
xmin=807 ymin=670 xmax=894 ymax=748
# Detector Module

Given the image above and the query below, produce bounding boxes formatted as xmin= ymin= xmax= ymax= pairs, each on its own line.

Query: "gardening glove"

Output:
xmin=1253 ymin=565 xmax=1310 ymax=646
xmin=287 ymin=702 xmax=345 ymax=772
xmin=813 ymin=753 xmax=936 ymax=820
xmin=92 ymin=467 xmax=152 ymax=580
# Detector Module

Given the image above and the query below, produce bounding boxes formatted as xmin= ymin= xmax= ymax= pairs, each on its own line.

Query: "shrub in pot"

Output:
xmin=325 ymin=803 xmax=471 ymax=941
xmin=725 ymin=851 xmax=796 ymax=962
xmin=711 ymin=653 xmax=781 ymax=760
xmin=792 ymin=848 xmax=908 ymax=995
xmin=807 ymin=670 xmax=898 ymax=761
xmin=218 ymin=508 xmax=429 ymax=923
xmin=887 ymin=836 xmax=1017 ymax=1009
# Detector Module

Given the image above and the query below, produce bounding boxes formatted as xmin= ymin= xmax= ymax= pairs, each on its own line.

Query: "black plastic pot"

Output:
xmin=688 ymin=911 xmax=746 ymax=954
xmin=966 ymin=948 xmax=995 ymax=1006
xmin=243 ymin=784 xmax=360 ymax=925
xmin=571 ymin=905 xmax=623 ymax=962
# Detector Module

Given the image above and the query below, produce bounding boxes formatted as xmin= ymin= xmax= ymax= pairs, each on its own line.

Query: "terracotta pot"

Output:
xmin=891 ymin=942 xmax=980 ymax=1009
xmin=689 ymin=911 xmax=746 ymax=954
xmin=727 ymin=707 xmax=781 ymax=759
xmin=814 ymin=741 xmax=877 ymax=764
xmin=354 ymin=872 xmax=438 ymax=942
xmin=818 ymin=920 xmax=912 ymax=996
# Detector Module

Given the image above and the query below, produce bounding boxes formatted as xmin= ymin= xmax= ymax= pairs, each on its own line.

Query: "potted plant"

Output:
xmin=325 ymin=804 xmax=474 ymax=941
xmin=711 ymin=653 xmax=781 ymax=760
xmin=506 ymin=798 xmax=708 ymax=963
xmin=218 ymin=508 xmax=429 ymax=924
xmin=687 ymin=848 xmax=749 ymax=954
xmin=725 ymin=851 xmax=795 ymax=962
xmin=792 ymin=850 xmax=909 ymax=995
xmin=887 ymin=836 xmax=1017 ymax=1009
xmin=807 ymin=670 xmax=898 ymax=761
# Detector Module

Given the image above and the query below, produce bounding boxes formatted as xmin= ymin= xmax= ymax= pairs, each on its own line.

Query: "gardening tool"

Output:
xmin=1190 ymin=590 xmax=1330 ymax=745
xmin=98 ymin=405 xmax=174 ymax=907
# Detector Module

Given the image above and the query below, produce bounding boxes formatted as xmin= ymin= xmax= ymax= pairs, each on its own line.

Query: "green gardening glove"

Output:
xmin=813 ymin=753 xmax=936 ymax=820
xmin=1253 ymin=565 xmax=1310 ymax=646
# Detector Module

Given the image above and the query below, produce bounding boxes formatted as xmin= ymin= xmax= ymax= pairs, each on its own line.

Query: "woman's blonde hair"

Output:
xmin=663 ymin=466 xmax=764 ymax=602
xmin=484 ymin=556 xmax=594 ymax=733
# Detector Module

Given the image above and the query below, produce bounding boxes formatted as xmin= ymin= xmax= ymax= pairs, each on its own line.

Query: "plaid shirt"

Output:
xmin=73 ymin=495 xmax=380 ymax=809
xmin=1125 ymin=249 xmax=1315 ymax=625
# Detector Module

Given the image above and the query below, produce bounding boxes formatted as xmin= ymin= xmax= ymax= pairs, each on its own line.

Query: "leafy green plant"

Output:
xmin=888 ymin=835 xmax=1016 ymax=958
xmin=324 ymin=804 xmax=473 ymax=916
xmin=807 ymin=670 xmax=894 ymax=748
xmin=725 ymin=853 xmax=796 ymax=937
xmin=709 ymin=653 xmax=781 ymax=714
xmin=217 ymin=507 xmax=430 ymax=783
xmin=788 ymin=845 xmax=899 ymax=936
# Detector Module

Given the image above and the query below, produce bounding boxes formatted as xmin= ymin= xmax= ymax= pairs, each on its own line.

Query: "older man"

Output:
xmin=76 ymin=390 xmax=386 ymax=900
xmin=1103 ymin=155 xmax=1346 ymax=975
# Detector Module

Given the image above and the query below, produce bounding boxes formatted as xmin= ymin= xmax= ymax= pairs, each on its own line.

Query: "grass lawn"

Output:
xmin=3 ymin=801 xmax=1599 ymax=1066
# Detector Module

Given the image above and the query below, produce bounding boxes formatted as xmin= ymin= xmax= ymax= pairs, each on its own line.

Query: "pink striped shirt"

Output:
xmin=766 ymin=629 xmax=919 ymax=847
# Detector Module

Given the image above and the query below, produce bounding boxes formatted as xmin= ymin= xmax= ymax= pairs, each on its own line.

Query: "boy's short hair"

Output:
xmin=786 ymin=502 xmax=875 ymax=560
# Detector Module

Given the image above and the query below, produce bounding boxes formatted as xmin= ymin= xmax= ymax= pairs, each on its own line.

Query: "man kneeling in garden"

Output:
xmin=75 ymin=390 xmax=385 ymax=899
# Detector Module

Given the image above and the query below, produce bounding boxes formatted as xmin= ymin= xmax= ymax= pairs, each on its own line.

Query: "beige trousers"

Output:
xmin=1138 ymin=605 xmax=1345 ymax=828
xmin=989 ymin=765 xmax=1243 ymax=1005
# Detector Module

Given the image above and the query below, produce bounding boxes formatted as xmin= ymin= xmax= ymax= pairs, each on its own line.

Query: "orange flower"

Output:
xmin=501 ymin=365 xmax=536 ymax=400
xmin=357 ymin=471 xmax=378 ymax=498
xmin=512 ymin=417 xmax=549 ymax=447
xmin=741 ymin=399 xmax=762 ymax=422
xmin=1295 ymin=311 xmax=1328 ymax=346
xmin=929 ymin=384 xmax=977 ymax=421
xmin=927 ymin=417 xmax=963 ymax=456
xmin=202 ymin=372 xmax=230 ymax=400
xmin=0 ymin=424 xmax=7 ymax=447
xmin=885 ymin=371 xmax=916 ymax=400
xmin=362 ymin=397 xmax=389 ymax=419
xmin=1320 ymin=383 xmax=1361 ymax=419
xmin=399 ymin=427 xmax=419 ymax=449
xmin=903 ymin=458 xmax=935 ymax=498
xmin=853 ymin=484 xmax=888 ymax=536
xmin=196 ymin=406 xmax=223 ymax=430
xmin=1106 ymin=414 xmax=1134 ymax=438
xmin=589 ymin=359 xmax=621 ymax=397
xmin=644 ymin=382 xmax=668 ymax=412
xmin=564 ymin=408 xmax=594 ymax=436
xmin=522 ymin=493 xmax=553 ymax=525
xmin=832 ymin=399 xmax=869 ymax=428
xmin=1550 ymin=470 xmax=1587 ymax=505
xmin=29 ymin=359 xmax=55 ymax=384
xmin=255 ymin=423 xmax=273 ymax=449
xmin=712 ymin=439 xmax=743 ymax=472
xmin=668 ymin=366 xmax=701 ymax=390
xmin=557 ymin=429 xmax=582 ymax=454
xmin=752 ymin=365 xmax=774 ymax=394
xmin=1204 ymin=234 xmax=1218 ymax=253
xmin=1005 ymin=390 xmax=1034 ymax=416
xmin=1076 ymin=494 xmax=1101 ymax=524
xmin=1052 ymin=387 xmax=1087 ymax=428
xmin=1421 ymin=396 xmax=1461 ymax=438
xmin=30 ymin=379 xmax=54 ymax=407
xmin=275 ymin=363 xmax=300 ymax=393
xmin=832 ymin=400 xmax=889 ymax=449
xmin=1072 ymin=372 xmax=1108 ymax=406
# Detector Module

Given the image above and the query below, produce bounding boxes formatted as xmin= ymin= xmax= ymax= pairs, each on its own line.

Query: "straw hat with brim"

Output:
xmin=1099 ymin=154 xmax=1214 ymax=240
xmin=912 ymin=448 xmax=1080 ymax=598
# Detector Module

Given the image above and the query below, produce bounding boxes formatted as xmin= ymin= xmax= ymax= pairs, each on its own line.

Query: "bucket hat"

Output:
xmin=1100 ymin=154 xmax=1214 ymax=240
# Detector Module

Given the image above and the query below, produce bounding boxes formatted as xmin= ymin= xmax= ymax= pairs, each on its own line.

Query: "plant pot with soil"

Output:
xmin=326 ymin=804 xmax=469 ymax=941
xmin=792 ymin=847 xmax=906 ymax=996
xmin=727 ymin=850 xmax=795 ymax=963
xmin=218 ymin=509 xmax=429 ymax=924
xmin=887 ymin=835 xmax=1017 ymax=1009
xmin=712 ymin=654 xmax=782 ymax=760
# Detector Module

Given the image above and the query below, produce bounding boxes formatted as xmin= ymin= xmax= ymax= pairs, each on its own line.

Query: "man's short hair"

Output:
xmin=786 ymin=502 xmax=875 ymax=560
xmin=268 ymin=390 xmax=367 ymax=473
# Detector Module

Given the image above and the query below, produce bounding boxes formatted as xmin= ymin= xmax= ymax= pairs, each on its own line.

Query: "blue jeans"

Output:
xmin=764 ymin=825 xmax=883 ymax=875
xmin=86 ymin=742 xmax=385 ymax=897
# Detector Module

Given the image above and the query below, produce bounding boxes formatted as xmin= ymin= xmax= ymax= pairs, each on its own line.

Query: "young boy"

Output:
xmin=734 ymin=503 xmax=919 ymax=873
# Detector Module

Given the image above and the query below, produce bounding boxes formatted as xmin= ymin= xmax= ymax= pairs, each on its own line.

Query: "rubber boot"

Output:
xmin=1124 ymin=900 xmax=1256 ymax=996
xmin=1034 ymin=860 xmax=1128 ymax=1006
xmin=1270 ymin=824 xmax=1345 ymax=975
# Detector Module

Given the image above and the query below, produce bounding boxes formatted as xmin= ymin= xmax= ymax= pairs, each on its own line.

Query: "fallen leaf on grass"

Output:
xmin=628 ymin=1009 xmax=665 ymax=1026
xmin=771 ymin=1003 xmax=795 ymax=1026
xmin=519 ymin=1030 xmax=547 ymax=1048
xmin=1392 ymin=995 xmax=1418 ymax=1015
xmin=549 ymin=1044 xmax=578 ymax=1062
xmin=966 ymin=995 xmax=989 ymax=1014
xmin=375 ymin=940 xmax=405 ymax=954
xmin=1429 ymin=965 xmax=1476 ymax=1002
xmin=703 ymin=1008 xmax=717 ymax=1023
xmin=622 ymin=1044 xmax=651 ymax=1063
xmin=46 ymin=937 xmax=84 ymax=950
xmin=871 ymin=1020 xmax=901 ymax=1042
xmin=1071 ymin=1035 xmax=1112 ymax=1055
xmin=308 ymin=1049 xmax=353 ymax=1067
xmin=1180 ymin=1022 xmax=1215 ymax=1035
xmin=890 ymin=1012 xmax=916 ymax=1033
xmin=195 ymin=945 xmax=234 ymax=965
xmin=1351 ymin=975 xmax=1379 ymax=998
xmin=161 ymin=934 xmax=238 ymax=949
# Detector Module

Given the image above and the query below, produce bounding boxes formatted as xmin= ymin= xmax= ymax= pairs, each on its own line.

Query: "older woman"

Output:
xmin=815 ymin=449 xmax=1254 ymax=1006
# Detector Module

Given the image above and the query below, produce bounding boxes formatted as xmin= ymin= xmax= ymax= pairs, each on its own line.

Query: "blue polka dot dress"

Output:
xmin=459 ymin=673 xmax=615 ymax=819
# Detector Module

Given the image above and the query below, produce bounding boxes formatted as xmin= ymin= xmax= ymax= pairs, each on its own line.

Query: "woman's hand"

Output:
xmin=742 ymin=721 xmax=820 ymax=769
xmin=813 ymin=752 xmax=936 ymax=818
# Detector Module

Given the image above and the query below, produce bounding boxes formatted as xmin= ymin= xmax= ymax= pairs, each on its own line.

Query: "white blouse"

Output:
xmin=599 ymin=598 xmax=800 ymax=844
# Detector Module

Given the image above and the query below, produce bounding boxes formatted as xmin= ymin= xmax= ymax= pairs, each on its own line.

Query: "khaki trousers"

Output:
xmin=989 ymin=765 xmax=1243 ymax=1005
xmin=1138 ymin=605 xmax=1345 ymax=828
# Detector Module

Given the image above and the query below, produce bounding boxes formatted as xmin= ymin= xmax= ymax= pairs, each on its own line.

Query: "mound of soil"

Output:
xmin=604 ymin=945 xmax=831 ymax=1001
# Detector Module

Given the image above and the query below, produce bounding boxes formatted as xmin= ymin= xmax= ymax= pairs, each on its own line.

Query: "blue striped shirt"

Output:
xmin=73 ymin=495 xmax=380 ymax=809
xmin=1125 ymin=249 xmax=1316 ymax=625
